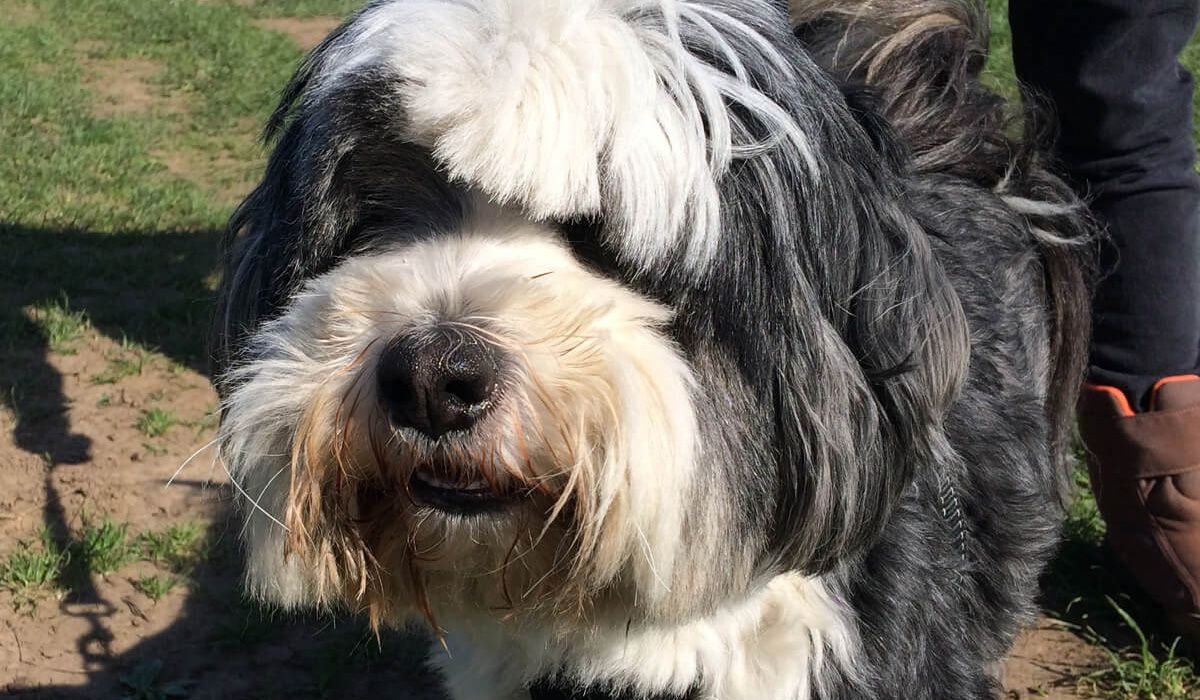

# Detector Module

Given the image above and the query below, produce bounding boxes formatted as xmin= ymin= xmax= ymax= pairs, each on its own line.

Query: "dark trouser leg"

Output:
xmin=1010 ymin=0 xmax=1200 ymax=409
xmin=1013 ymin=0 xmax=1200 ymax=633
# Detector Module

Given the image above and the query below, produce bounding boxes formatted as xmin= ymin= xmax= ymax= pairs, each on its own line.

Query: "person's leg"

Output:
xmin=1011 ymin=0 xmax=1200 ymax=403
xmin=1010 ymin=0 xmax=1200 ymax=634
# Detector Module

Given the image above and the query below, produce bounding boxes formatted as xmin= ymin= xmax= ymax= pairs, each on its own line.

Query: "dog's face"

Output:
xmin=215 ymin=0 xmax=968 ymax=630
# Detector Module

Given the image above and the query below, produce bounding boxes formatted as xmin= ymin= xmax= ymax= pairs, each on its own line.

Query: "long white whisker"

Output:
xmin=221 ymin=456 xmax=291 ymax=533
xmin=239 ymin=463 xmax=292 ymax=539
xmin=166 ymin=436 xmax=222 ymax=488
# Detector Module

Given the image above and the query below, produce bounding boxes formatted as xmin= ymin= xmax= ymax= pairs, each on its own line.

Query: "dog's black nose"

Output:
xmin=377 ymin=329 xmax=501 ymax=439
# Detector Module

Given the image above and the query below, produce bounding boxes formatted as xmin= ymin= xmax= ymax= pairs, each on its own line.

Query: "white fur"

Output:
xmin=220 ymin=206 xmax=860 ymax=696
xmin=220 ymin=204 xmax=701 ymax=613
xmin=434 ymin=572 xmax=858 ymax=700
xmin=306 ymin=0 xmax=817 ymax=272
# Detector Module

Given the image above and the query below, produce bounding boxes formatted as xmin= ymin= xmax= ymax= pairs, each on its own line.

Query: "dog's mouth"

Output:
xmin=409 ymin=467 xmax=522 ymax=515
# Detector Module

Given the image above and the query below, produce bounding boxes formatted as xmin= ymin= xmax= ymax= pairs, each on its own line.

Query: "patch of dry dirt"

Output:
xmin=253 ymin=16 xmax=341 ymax=52
xmin=79 ymin=57 xmax=186 ymax=120
xmin=10 ymin=3 xmax=39 ymax=24
xmin=0 ymin=333 xmax=222 ymax=544
xmin=150 ymin=134 xmax=262 ymax=206
xmin=0 ymin=328 xmax=444 ymax=697
xmin=1004 ymin=619 xmax=1108 ymax=698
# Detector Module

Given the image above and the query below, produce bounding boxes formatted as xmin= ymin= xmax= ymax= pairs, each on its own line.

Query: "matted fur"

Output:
xmin=213 ymin=0 xmax=1092 ymax=698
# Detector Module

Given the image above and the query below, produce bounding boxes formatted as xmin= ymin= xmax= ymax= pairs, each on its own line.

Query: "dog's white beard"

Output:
xmin=219 ymin=209 xmax=700 ymax=615
xmin=218 ymin=207 xmax=858 ymax=698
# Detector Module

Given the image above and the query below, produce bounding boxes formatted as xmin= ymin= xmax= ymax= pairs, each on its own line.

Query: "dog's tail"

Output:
xmin=790 ymin=0 xmax=1093 ymax=494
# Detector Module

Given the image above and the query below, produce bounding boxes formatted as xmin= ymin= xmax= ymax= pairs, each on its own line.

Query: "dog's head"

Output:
xmin=214 ymin=0 xmax=968 ymax=629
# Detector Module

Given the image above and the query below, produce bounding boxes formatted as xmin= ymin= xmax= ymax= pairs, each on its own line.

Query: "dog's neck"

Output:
xmin=432 ymin=572 xmax=859 ymax=700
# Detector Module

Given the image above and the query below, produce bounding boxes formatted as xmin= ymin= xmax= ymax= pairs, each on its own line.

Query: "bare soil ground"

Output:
xmin=0 ymin=333 xmax=443 ymax=699
xmin=81 ymin=57 xmax=187 ymax=120
xmin=253 ymin=16 xmax=342 ymax=52
xmin=1007 ymin=622 xmax=1108 ymax=698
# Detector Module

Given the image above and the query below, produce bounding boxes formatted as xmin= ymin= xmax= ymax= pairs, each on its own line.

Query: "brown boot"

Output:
xmin=1078 ymin=374 xmax=1200 ymax=638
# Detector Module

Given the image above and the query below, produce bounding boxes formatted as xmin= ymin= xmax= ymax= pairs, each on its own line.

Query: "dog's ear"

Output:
xmin=756 ymin=169 xmax=969 ymax=575
xmin=692 ymin=79 xmax=970 ymax=575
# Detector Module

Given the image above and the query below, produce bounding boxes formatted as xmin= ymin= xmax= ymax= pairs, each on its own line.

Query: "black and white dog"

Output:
xmin=212 ymin=1 xmax=1092 ymax=698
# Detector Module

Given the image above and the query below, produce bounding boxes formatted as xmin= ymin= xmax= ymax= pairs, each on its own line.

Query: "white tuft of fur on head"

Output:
xmin=305 ymin=0 xmax=817 ymax=272
xmin=218 ymin=206 xmax=701 ymax=623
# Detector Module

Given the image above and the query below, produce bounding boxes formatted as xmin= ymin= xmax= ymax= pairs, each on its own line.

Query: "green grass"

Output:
xmin=92 ymin=339 xmax=153 ymax=384
xmin=1040 ymin=466 xmax=1200 ymax=697
xmin=189 ymin=406 xmax=220 ymax=436
xmin=77 ymin=518 xmax=138 ymax=575
xmin=132 ymin=574 xmax=178 ymax=602
xmin=1082 ymin=599 xmax=1199 ymax=700
xmin=137 ymin=521 xmax=206 ymax=572
xmin=0 ymin=519 xmax=213 ymax=610
xmin=0 ymin=0 xmax=362 ymax=419
xmin=136 ymin=407 xmax=178 ymax=438
xmin=27 ymin=293 xmax=89 ymax=354
xmin=0 ymin=529 xmax=69 ymax=603
xmin=982 ymin=0 xmax=1017 ymax=105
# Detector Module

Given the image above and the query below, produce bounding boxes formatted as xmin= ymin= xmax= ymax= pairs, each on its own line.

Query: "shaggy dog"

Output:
xmin=211 ymin=0 xmax=1092 ymax=698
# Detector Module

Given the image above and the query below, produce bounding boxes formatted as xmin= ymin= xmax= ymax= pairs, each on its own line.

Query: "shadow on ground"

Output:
xmin=7 ymin=522 xmax=443 ymax=699
xmin=1 ymin=221 xmax=220 ymax=457
xmin=0 ymin=223 xmax=444 ymax=699
xmin=1041 ymin=523 xmax=1200 ymax=664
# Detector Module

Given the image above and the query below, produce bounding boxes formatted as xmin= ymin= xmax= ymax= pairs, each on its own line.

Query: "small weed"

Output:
xmin=1082 ymin=598 xmax=1200 ymax=700
xmin=93 ymin=340 xmax=153 ymax=385
xmin=142 ymin=441 xmax=168 ymax=457
xmin=136 ymin=408 xmax=177 ymax=438
xmin=0 ymin=530 xmax=68 ymax=601
xmin=78 ymin=519 xmax=137 ymax=576
xmin=138 ymin=522 xmax=205 ymax=572
xmin=1064 ymin=464 xmax=1106 ymax=545
xmin=26 ymin=293 xmax=88 ymax=354
xmin=120 ymin=658 xmax=192 ymax=700
xmin=189 ymin=407 xmax=220 ymax=436
xmin=97 ymin=393 xmax=112 ymax=407
xmin=132 ymin=575 xmax=177 ymax=602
